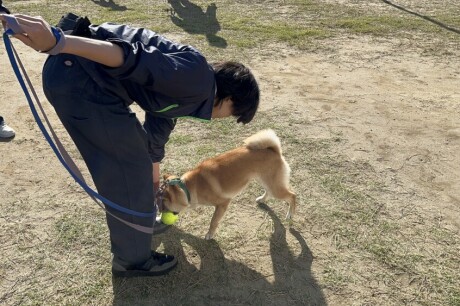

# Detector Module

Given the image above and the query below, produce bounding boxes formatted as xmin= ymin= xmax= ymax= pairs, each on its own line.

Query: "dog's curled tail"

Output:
xmin=244 ymin=129 xmax=282 ymax=155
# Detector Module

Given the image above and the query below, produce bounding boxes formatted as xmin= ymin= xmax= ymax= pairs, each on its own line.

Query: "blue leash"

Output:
xmin=2 ymin=24 xmax=156 ymax=233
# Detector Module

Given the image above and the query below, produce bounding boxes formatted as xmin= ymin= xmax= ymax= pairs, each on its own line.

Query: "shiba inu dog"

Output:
xmin=161 ymin=129 xmax=296 ymax=239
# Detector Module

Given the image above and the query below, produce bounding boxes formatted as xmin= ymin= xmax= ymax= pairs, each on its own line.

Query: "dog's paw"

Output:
xmin=205 ymin=232 xmax=214 ymax=240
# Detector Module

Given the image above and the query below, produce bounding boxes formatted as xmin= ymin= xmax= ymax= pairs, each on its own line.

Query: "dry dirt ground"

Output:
xmin=1 ymin=16 xmax=459 ymax=306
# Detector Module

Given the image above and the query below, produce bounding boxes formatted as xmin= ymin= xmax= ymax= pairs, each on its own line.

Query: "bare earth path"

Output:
xmin=253 ymin=37 xmax=460 ymax=228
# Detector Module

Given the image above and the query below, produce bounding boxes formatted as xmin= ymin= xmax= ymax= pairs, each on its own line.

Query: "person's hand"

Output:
xmin=0 ymin=14 xmax=56 ymax=52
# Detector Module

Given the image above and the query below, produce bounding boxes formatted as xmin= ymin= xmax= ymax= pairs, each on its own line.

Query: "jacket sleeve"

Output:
xmin=92 ymin=23 xmax=213 ymax=102
xmin=143 ymin=113 xmax=176 ymax=163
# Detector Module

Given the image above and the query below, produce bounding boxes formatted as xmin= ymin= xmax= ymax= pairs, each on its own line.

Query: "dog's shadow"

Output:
xmin=167 ymin=0 xmax=227 ymax=48
xmin=112 ymin=203 xmax=326 ymax=305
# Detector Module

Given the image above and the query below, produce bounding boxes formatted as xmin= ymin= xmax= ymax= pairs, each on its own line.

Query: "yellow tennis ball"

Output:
xmin=161 ymin=211 xmax=179 ymax=225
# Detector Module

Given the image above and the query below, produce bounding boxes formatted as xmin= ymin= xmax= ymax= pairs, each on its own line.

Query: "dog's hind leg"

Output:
xmin=258 ymin=157 xmax=295 ymax=219
xmin=284 ymin=190 xmax=296 ymax=220
xmin=270 ymin=186 xmax=296 ymax=220
xmin=205 ymin=200 xmax=230 ymax=240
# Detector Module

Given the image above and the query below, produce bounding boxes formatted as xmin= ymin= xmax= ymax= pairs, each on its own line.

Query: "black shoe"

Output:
xmin=152 ymin=220 xmax=171 ymax=235
xmin=112 ymin=251 xmax=178 ymax=277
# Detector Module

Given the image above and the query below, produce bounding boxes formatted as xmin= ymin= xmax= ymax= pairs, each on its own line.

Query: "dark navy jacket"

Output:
xmin=87 ymin=23 xmax=216 ymax=162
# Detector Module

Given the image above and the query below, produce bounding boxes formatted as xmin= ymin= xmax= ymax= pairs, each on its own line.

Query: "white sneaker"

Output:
xmin=0 ymin=121 xmax=15 ymax=138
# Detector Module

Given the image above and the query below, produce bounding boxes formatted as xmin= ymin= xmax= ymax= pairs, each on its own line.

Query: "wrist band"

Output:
xmin=41 ymin=27 xmax=66 ymax=55
xmin=3 ymin=14 xmax=66 ymax=55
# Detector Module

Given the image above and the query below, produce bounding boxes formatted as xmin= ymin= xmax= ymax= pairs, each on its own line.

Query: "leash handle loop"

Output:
xmin=3 ymin=14 xmax=66 ymax=55
xmin=3 ymin=14 xmax=23 ymax=35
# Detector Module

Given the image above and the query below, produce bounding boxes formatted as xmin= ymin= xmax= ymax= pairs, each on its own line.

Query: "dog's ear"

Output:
xmin=163 ymin=174 xmax=172 ymax=181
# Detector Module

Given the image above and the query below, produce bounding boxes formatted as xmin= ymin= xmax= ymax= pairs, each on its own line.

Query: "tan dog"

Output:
xmin=161 ymin=129 xmax=296 ymax=240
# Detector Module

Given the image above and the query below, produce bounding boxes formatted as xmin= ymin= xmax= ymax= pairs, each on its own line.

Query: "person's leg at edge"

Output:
xmin=42 ymin=54 xmax=176 ymax=276
xmin=0 ymin=115 xmax=16 ymax=138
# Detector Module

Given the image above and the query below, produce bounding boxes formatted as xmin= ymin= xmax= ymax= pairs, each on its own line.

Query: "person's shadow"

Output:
xmin=167 ymin=0 xmax=227 ymax=48
xmin=112 ymin=203 xmax=326 ymax=305
xmin=90 ymin=0 xmax=127 ymax=11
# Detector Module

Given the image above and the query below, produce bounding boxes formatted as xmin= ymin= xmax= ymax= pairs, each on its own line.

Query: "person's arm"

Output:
xmin=144 ymin=115 xmax=176 ymax=189
xmin=153 ymin=162 xmax=160 ymax=192
xmin=0 ymin=14 xmax=124 ymax=67
xmin=63 ymin=35 xmax=124 ymax=67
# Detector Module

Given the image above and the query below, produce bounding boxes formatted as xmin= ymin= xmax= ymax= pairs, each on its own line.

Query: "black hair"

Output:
xmin=0 ymin=0 xmax=11 ymax=14
xmin=212 ymin=61 xmax=260 ymax=124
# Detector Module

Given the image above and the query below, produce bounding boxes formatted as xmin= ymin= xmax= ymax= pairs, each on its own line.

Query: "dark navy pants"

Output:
xmin=42 ymin=54 xmax=155 ymax=266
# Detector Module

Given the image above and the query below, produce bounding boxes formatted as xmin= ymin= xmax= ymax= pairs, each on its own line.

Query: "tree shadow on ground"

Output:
xmin=167 ymin=0 xmax=227 ymax=48
xmin=381 ymin=0 xmax=460 ymax=34
xmin=112 ymin=203 xmax=326 ymax=305
xmin=90 ymin=0 xmax=127 ymax=11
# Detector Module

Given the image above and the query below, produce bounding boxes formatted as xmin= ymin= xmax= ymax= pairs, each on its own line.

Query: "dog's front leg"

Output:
xmin=205 ymin=201 xmax=230 ymax=240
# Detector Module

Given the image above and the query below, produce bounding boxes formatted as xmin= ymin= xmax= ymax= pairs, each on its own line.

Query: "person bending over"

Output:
xmin=0 ymin=10 xmax=259 ymax=277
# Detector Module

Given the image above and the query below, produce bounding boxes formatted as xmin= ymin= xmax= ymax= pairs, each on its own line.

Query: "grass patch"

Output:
xmin=223 ymin=17 xmax=329 ymax=48
xmin=168 ymin=133 xmax=195 ymax=146
xmin=6 ymin=0 xmax=460 ymax=58
xmin=334 ymin=15 xmax=430 ymax=35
